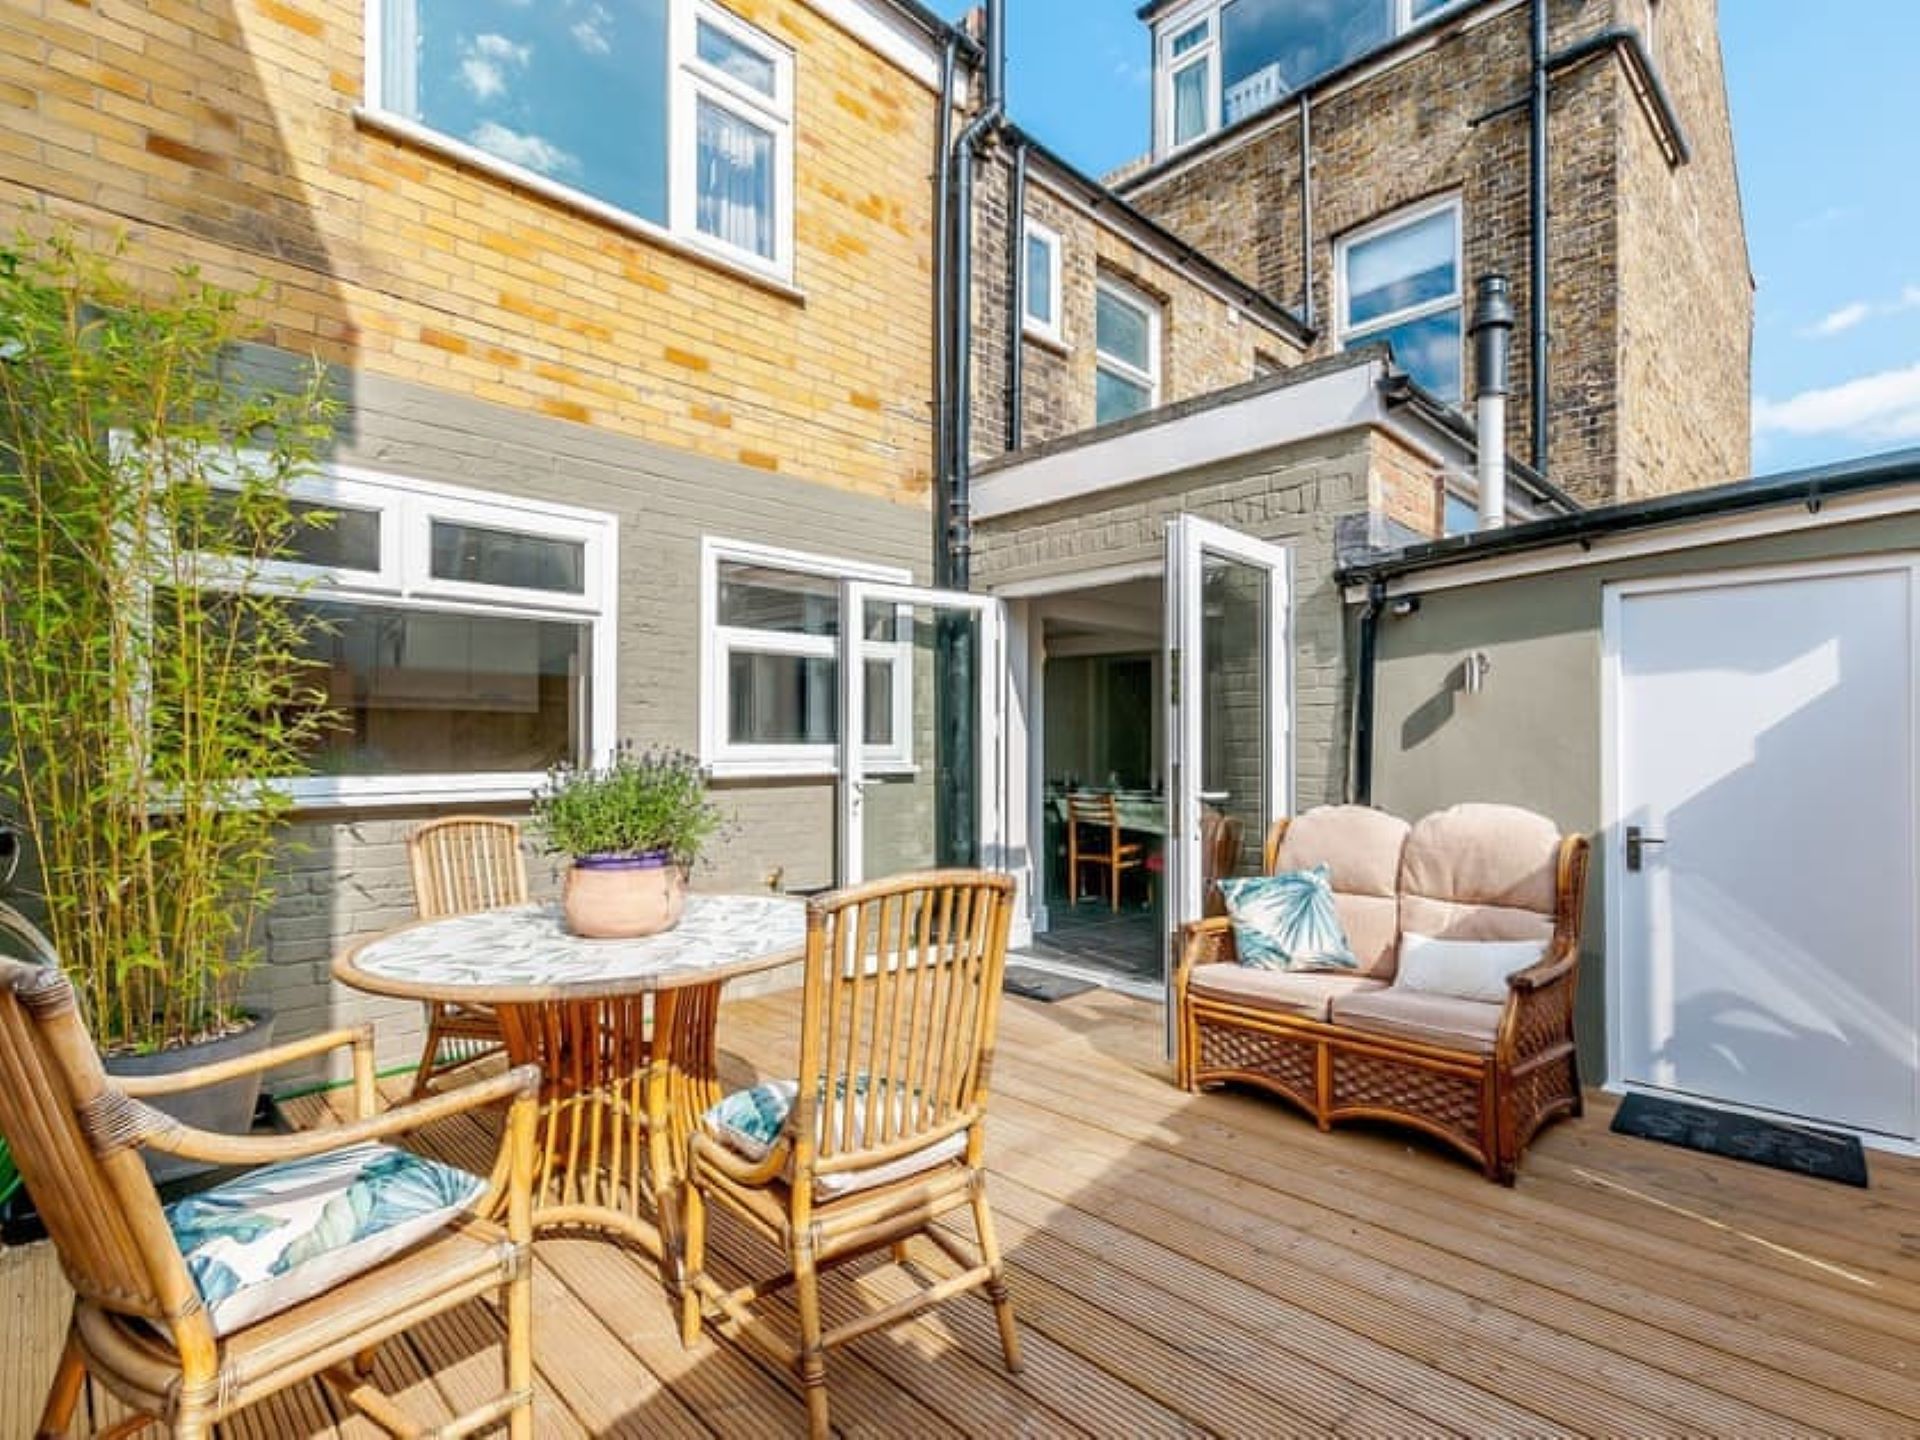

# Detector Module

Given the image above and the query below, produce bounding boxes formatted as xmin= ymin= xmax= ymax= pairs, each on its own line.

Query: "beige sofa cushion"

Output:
xmin=1330 ymin=988 xmax=1504 ymax=1056
xmin=1274 ymin=806 xmax=1411 ymax=978
xmin=1397 ymin=803 xmax=1560 ymax=947
xmin=1188 ymin=964 xmax=1386 ymax=1022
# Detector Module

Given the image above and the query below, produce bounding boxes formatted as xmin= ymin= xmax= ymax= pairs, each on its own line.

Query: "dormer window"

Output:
xmin=1154 ymin=0 xmax=1471 ymax=155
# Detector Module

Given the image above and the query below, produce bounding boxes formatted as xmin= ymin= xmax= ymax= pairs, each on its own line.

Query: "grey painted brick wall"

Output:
xmin=248 ymin=360 xmax=931 ymax=1086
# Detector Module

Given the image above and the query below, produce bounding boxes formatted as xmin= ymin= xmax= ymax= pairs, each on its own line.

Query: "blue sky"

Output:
xmin=936 ymin=2 xmax=1920 ymax=478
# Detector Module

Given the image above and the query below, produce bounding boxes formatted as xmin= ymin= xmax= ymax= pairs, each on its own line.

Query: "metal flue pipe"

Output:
xmin=1470 ymin=274 xmax=1515 ymax=531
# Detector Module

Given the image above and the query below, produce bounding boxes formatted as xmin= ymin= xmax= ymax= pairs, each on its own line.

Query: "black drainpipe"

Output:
xmin=1297 ymin=92 xmax=1314 ymax=328
xmin=1352 ymin=578 xmax=1385 ymax=805
xmin=1004 ymin=137 xmax=1028 ymax=452
xmin=1528 ymin=0 xmax=1549 ymax=473
xmin=932 ymin=33 xmax=958 ymax=581
xmin=943 ymin=0 xmax=1005 ymax=589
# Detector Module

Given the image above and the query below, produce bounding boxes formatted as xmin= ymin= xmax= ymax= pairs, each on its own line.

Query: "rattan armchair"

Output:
xmin=681 ymin=871 xmax=1023 ymax=1440
xmin=0 ymin=903 xmax=539 ymax=1438
xmin=407 ymin=815 xmax=529 ymax=1097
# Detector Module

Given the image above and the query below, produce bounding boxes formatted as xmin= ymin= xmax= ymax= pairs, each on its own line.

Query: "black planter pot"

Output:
xmin=102 ymin=1011 xmax=278 ymax=1185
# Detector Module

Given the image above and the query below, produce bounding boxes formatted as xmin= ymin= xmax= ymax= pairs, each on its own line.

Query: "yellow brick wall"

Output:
xmin=0 ymin=0 xmax=941 ymax=504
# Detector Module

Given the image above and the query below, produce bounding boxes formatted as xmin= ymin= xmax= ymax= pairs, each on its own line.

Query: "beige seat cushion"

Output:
xmin=1330 ymin=988 xmax=1504 ymax=1055
xmin=1274 ymin=806 xmax=1412 ymax=979
xmin=1397 ymin=803 xmax=1561 ymax=947
xmin=1189 ymin=963 xmax=1386 ymax=1022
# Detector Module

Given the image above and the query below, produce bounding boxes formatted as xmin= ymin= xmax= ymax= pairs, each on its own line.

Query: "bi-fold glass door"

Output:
xmin=837 ymin=583 xmax=1004 ymax=887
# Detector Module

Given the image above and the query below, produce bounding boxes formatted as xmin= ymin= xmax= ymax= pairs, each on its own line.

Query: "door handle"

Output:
xmin=1625 ymin=825 xmax=1666 ymax=872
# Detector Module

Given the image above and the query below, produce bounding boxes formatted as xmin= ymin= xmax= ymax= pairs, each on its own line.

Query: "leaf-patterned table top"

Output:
xmin=335 ymin=896 xmax=807 ymax=1004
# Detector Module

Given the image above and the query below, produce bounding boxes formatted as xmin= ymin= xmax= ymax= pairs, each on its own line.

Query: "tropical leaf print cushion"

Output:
xmin=704 ymin=1076 xmax=966 ymax=1198
xmin=165 ymin=1142 xmax=483 ymax=1335
xmin=1218 ymin=866 xmax=1359 ymax=972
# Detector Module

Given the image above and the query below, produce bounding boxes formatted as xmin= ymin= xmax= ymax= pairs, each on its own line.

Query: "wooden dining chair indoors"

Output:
xmin=1066 ymin=792 xmax=1147 ymax=911
xmin=681 ymin=871 xmax=1022 ymax=1440
xmin=0 ymin=903 xmax=540 ymax=1439
xmin=1200 ymin=808 xmax=1246 ymax=918
xmin=407 ymin=815 xmax=529 ymax=1097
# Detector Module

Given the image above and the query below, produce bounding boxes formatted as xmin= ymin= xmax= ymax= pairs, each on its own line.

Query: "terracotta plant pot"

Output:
xmin=563 ymin=852 xmax=687 ymax=939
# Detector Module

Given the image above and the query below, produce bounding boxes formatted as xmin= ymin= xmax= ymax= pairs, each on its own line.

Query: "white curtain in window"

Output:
xmin=696 ymin=98 xmax=774 ymax=260
xmin=1172 ymin=59 xmax=1209 ymax=144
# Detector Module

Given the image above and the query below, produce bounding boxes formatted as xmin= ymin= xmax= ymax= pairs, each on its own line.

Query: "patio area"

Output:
xmin=5 ymin=983 xmax=1918 ymax=1437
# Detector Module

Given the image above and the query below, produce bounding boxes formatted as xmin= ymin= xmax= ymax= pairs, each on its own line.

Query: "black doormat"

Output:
xmin=1611 ymin=1092 xmax=1869 ymax=1188
xmin=1003 ymin=965 xmax=1097 ymax=1003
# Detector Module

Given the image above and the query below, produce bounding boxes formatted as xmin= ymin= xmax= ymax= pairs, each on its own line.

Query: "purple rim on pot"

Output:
xmin=573 ymin=850 xmax=674 ymax=870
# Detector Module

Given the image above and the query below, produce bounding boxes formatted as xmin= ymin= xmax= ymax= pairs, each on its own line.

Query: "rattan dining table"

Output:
xmin=334 ymin=894 xmax=806 ymax=1284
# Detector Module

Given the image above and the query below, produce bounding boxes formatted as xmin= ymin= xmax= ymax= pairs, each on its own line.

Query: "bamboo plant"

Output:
xmin=0 ymin=230 xmax=337 ymax=1054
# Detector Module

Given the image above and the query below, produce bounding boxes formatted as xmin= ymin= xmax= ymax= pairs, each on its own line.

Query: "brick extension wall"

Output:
xmin=0 ymin=0 xmax=945 ymax=504
xmin=1118 ymin=0 xmax=1752 ymax=504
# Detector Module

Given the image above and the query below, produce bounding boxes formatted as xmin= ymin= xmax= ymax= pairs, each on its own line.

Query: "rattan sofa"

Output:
xmin=1175 ymin=803 xmax=1590 ymax=1183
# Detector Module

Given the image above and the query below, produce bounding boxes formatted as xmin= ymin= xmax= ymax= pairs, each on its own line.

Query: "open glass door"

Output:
xmin=1164 ymin=517 xmax=1292 ymax=1001
xmin=838 ymin=584 xmax=1004 ymax=886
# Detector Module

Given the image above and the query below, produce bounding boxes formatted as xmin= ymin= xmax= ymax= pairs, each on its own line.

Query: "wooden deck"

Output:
xmin=6 ymin=985 xmax=1920 ymax=1437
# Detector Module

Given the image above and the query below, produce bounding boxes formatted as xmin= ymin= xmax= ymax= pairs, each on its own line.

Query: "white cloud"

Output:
xmin=459 ymin=33 xmax=530 ymax=101
xmin=1795 ymin=205 xmax=1857 ymax=233
xmin=1805 ymin=302 xmax=1871 ymax=338
xmin=1754 ymin=362 xmax=1920 ymax=445
xmin=571 ymin=4 xmax=612 ymax=56
xmin=469 ymin=121 xmax=578 ymax=178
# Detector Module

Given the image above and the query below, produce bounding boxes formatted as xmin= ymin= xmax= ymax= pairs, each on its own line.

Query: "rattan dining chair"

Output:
xmin=0 ymin=903 xmax=540 ymax=1439
xmin=407 ymin=815 xmax=529 ymax=1097
xmin=1065 ymin=792 xmax=1147 ymax=911
xmin=681 ymin=871 xmax=1022 ymax=1440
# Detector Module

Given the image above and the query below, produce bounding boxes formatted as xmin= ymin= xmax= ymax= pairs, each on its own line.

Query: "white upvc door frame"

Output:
xmin=1164 ymin=516 xmax=1293 ymax=1028
xmin=838 ymin=582 xmax=1006 ymax=888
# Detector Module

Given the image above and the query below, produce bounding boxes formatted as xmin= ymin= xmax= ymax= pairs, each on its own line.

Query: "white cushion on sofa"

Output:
xmin=1394 ymin=931 xmax=1546 ymax=1003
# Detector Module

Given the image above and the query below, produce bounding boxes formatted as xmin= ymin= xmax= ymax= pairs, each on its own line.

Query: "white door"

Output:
xmin=1611 ymin=563 xmax=1920 ymax=1141
xmin=838 ymin=583 xmax=1004 ymax=886
xmin=1164 ymin=517 xmax=1293 ymax=989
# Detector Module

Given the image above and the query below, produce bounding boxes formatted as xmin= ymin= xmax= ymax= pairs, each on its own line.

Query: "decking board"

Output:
xmin=2 ymin=987 xmax=1915 ymax=1437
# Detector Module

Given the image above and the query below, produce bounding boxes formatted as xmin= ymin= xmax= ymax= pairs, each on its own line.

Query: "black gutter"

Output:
xmin=1005 ymin=137 xmax=1028 ymax=452
xmin=1377 ymin=372 xmax=1581 ymax=515
xmin=1001 ymin=122 xmax=1314 ymax=346
xmin=932 ymin=33 xmax=958 ymax=582
xmin=1297 ymin=92 xmax=1314 ymax=327
xmin=1529 ymin=0 xmax=1548 ymax=473
xmin=1340 ymin=447 xmax=1920 ymax=585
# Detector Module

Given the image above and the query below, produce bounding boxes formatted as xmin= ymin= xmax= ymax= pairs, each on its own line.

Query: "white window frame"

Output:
xmin=192 ymin=457 xmax=619 ymax=808
xmin=1332 ymin=193 xmax=1464 ymax=400
xmin=363 ymin=0 xmax=795 ymax=285
xmin=699 ymin=538 xmax=915 ymax=779
xmin=1021 ymin=217 xmax=1064 ymax=346
xmin=1094 ymin=276 xmax=1163 ymax=423
xmin=1151 ymin=0 xmax=1475 ymax=155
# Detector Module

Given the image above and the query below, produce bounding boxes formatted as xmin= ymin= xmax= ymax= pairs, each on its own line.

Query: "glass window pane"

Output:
xmin=695 ymin=96 xmax=776 ymax=259
xmin=718 ymin=563 xmax=839 ymax=636
xmin=430 ymin=520 xmax=585 ymax=594
xmin=1354 ymin=306 xmax=1463 ymax=401
xmin=1223 ymin=0 xmax=1391 ymax=99
xmin=1345 ymin=207 xmax=1458 ymax=328
xmin=1096 ymin=367 xmax=1153 ymax=426
xmin=863 ymin=658 xmax=893 ymax=746
xmin=696 ymin=17 xmax=777 ymax=97
xmin=728 ymin=651 xmax=836 ymax=745
xmin=1412 ymin=0 xmax=1461 ymax=17
xmin=1443 ymin=491 xmax=1479 ymax=536
xmin=1169 ymin=19 xmax=1210 ymax=57
xmin=296 ymin=602 xmax=588 ymax=776
xmin=1172 ymin=56 xmax=1211 ymax=145
xmin=393 ymin=0 xmax=670 ymax=226
xmin=1025 ymin=231 xmax=1054 ymax=325
xmin=188 ymin=492 xmax=382 ymax=572
xmin=1096 ymin=287 xmax=1152 ymax=372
